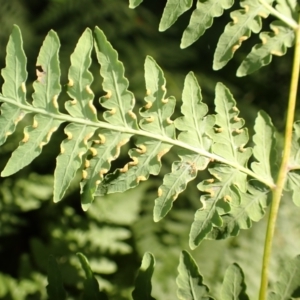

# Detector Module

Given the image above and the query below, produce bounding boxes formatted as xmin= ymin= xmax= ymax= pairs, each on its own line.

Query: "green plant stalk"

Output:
xmin=258 ymin=13 xmax=300 ymax=300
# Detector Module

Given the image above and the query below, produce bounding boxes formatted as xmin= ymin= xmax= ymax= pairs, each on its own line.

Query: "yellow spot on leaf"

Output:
xmin=239 ymin=36 xmax=248 ymax=43
xmin=109 ymin=108 xmax=116 ymax=115
xmin=39 ymin=141 xmax=46 ymax=149
xmin=232 ymin=16 xmax=238 ymax=24
xmin=158 ymin=188 xmax=163 ymax=197
xmin=52 ymin=95 xmax=59 ymax=109
xmin=224 ymin=195 xmax=232 ymax=202
xmin=88 ymin=100 xmax=97 ymax=114
xmin=129 ymin=157 xmax=138 ymax=166
xmin=206 ymin=178 xmax=214 ymax=183
xmin=100 ymin=169 xmax=108 ymax=175
xmin=70 ymin=99 xmax=77 ymax=105
xmin=82 ymin=170 xmax=88 ymax=179
xmin=60 ymin=145 xmax=65 ymax=154
xmin=22 ymin=132 xmax=29 ymax=143
xmin=85 ymin=85 xmax=93 ymax=95
xmin=233 ymin=116 xmax=241 ymax=122
xmin=166 ymin=118 xmax=173 ymax=124
xmin=204 ymin=188 xmax=215 ymax=197
xmin=172 ymin=193 xmax=179 ymax=201
xmin=105 ymin=90 xmax=112 ymax=99
xmin=46 ymin=127 xmax=58 ymax=142
xmin=136 ymin=176 xmax=147 ymax=183
xmin=98 ymin=134 xmax=106 ymax=144
xmin=120 ymin=164 xmax=129 ymax=173
xmin=271 ymin=50 xmax=284 ymax=56
xmin=215 ymin=127 xmax=223 ymax=133
xmin=243 ymin=4 xmax=249 ymax=13
xmin=128 ymin=110 xmax=137 ymax=119
xmin=68 ymin=79 xmax=74 ymax=87
xmin=21 ymin=82 xmax=26 ymax=93
xmin=261 ymin=37 xmax=267 ymax=45
xmin=232 ymin=44 xmax=240 ymax=53
xmin=90 ymin=147 xmax=97 ymax=156
xmin=272 ymin=26 xmax=279 ymax=35
xmin=85 ymin=159 xmax=90 ymax=168
xmin=66 ymin=131 xmax=72 ymax=139
xmin=234 ymin=128 xmax=243 ymax=134
xmin=32 ymin=118 xmax=38 ymax=128
xmin=84 ymin=132 xmax=94 ymax=145
xmin=232 ymin=106 xmax=238 ymax=112
xmin=145 ymin=116 xmax=154 ymax=122
xmin=136 ymin=144 xmax=147 ymax=154
xmin=161 ymin=98 xmax=168 ymax=104
xmin=146 ymin=89 xmax=151 ymax=96
xmin=157 ymin=148 xmax=169 ymax=161
xmin=78 ymin=151 xmax=85 ymax=159
xmin=144 ymin=101 xmax=152 ymax=109
xmin=161 ymin=85 xmax=166 ymax=91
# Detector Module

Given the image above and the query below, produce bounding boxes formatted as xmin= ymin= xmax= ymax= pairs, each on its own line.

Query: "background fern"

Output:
xmin=1 ymin=1 xmax=300 ymax=299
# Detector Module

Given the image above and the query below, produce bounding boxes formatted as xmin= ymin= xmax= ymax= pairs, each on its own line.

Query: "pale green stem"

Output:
xmin=258 ymin=0 xmax=299 ymax=30
xmin=259 ymin=13 xmax=300 ymax=300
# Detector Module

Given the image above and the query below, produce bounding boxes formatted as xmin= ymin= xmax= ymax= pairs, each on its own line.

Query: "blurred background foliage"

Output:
xmin=1 ymin=0 xmax=300 ymax=299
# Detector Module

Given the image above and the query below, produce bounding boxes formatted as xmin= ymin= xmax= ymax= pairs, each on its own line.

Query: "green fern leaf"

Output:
xmin=54 ymin=28 xmax=97 ymax=203
xmin=129 ymin=0 xmax=143 ymax=9
xmin=221 ymin=263 xmax=249 ymax=300
xmin=251 ymin=111 xmax=276 ymax=186
xmin=181 ymin=0 xmax=234 ymax=49
xmin=76 ymin=253 xmax=101 ymax=300
xmin=159 ymin=0 xmax=193 ymax=32
xmin=96 ymin=56 xmax=175 ymax=197
xmin=268 ymin=255 xmax=300 ymax=300
xmin=153 ymin=72 xmax=214 ymax=222
xmin=189 ymin=83 xmax=253 ymax=248
xmin=78 ymin=26 xmax=137 ymax=208
xmin=132 ymin=252 xmax=156 ymax=300
xmin=0 ymin=25 xmax=29 ymax=147
xmin=176 ymin=250 xmax=213 ymax=300
xmin=286 ymin=122 xmax=300 ymax=206
xmin=2 ymin=29 xmax=63 ymax=177
xmin=208 ymin=184 xmax=269 ymax=239
xmin=237 ymin=21 xmax=294 ymax=76
xmin=213 ymin=0 xmax=273 ymax=70
xmin=276 ymin=0 xmax=299 ymax=20
xmin=46 ymin=255 xmax=67 ymax=300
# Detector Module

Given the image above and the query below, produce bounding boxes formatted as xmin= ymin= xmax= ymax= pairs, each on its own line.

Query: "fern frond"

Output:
xmin=129 ymin=0 xmax=143 ymax=9
xmin=0 ymin=25 xmax=29 ymax=147
xmin=181 ymin=0 xmax=234 ymax=49
xmin=96 ymin=56 xmax=175 ymax=198
xmin=1 ymin=27 xmax=63 ymax=178
xmin=176 ymin=250 xmax=213 ymax=299
xmin=154 ymin=72 xmax=213 ymax=222
xmin=221 ymin=263 xmax=249 ymax=299
xmin=268 ymin=255 xmax=300 ymax=300
xmin=0 ymin=25 xmax=278 ymax=249
xmin=251 ymin=111 xmax=277 ymax=185
xmin=159 ymin=0 xmax=193 ymax=32
xmin=213 ymin=0 xmax=273 ymax=70
xmin=132 ymin=252 xmax=156 ymax=300
xmin=237 ymin=21 xmax=295 ymax=76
